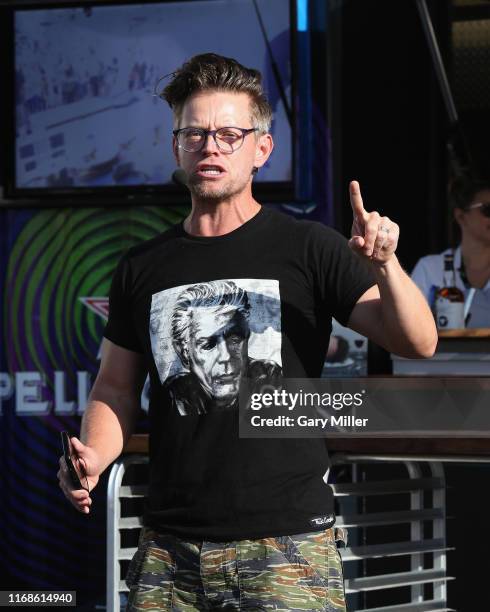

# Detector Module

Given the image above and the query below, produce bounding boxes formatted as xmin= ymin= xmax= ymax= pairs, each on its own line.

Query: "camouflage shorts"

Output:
xmin=126 ymin=526 xmax=347 ymax=611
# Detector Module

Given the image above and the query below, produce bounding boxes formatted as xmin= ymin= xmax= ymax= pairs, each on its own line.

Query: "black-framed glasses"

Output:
xmin=173 ymin=127 xmax=258 ymax=153
xmin=466 ymin=202 xmax=490 ymax=218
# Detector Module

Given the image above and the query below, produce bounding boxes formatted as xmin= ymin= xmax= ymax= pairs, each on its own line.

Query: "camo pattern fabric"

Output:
xmin=126 ymin=526 xmax=347 ymax=611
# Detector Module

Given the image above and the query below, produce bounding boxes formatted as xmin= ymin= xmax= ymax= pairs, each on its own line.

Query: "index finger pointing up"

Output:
xmin=349 ymin=180 xmax=367 ymax=220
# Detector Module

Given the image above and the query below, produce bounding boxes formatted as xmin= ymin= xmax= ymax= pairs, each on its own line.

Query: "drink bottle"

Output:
xmin=435 ymin=253 xmax=465 ymax=329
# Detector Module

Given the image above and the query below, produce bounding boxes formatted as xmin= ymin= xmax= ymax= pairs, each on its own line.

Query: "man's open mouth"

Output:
xmin=196 ymin=165 xmax=226 ymax=178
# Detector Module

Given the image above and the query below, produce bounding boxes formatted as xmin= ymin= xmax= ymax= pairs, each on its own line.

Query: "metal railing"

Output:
xmin=330 ymin=455 xmax=454 ymax=611
xmin=107 ymin=454 xmax=454 ymax=611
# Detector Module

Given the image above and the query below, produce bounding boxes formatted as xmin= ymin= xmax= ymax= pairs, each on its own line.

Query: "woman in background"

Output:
xmin=411 ymin=177 xmax=490 ymax=328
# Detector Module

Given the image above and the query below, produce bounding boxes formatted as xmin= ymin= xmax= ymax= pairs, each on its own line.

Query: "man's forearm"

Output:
xmin=372 ymin=255 xmax=437 ymax=358
xmin=80 ymin=383 xmax=141 ymax=474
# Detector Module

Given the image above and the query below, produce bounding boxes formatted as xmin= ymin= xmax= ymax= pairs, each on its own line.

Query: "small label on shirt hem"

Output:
xmin=309 ymin=514 xmax=335 ymax=527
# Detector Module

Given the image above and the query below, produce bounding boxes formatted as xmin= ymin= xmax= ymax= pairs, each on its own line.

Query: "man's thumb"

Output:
xmin=70 ymin=437 xmax=85 ymax=455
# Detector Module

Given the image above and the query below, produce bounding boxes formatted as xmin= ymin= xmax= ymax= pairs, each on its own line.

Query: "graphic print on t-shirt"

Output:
xmin=149 ymin=279 xmax=283 ymax=416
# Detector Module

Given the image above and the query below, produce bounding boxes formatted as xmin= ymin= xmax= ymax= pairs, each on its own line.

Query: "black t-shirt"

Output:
xmin=103 ymin=205 xmax=374 ymax=541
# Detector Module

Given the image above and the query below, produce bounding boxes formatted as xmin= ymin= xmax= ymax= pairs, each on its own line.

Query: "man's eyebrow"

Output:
xmin=195 ymin=332 xmax=217 ymax=342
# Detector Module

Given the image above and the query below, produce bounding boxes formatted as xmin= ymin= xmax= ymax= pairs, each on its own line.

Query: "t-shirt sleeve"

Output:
xmin=411 ymin=257 xmax=435 ymax=305
xmin=103 ymin=253 xmax=143 ymax=353
xmin=306 ymin=222 xmax=376 ymax=326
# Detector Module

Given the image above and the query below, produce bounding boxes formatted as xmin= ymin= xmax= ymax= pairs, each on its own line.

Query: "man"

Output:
xmin=58 ymin=53 xmax=437 ymax=611
xmin=412 ymin=176 xmax=490 ymax=327
xmin=160 ymin=279 xmax=282 ymax=415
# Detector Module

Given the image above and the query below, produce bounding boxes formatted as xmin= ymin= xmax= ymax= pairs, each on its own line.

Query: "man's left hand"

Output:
xmin=348 ymin=180 xmax=399 ymax=266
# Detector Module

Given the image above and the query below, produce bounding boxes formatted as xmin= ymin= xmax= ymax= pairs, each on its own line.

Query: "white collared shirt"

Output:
xmin=411 ymin=246 xmax=490 ymax=328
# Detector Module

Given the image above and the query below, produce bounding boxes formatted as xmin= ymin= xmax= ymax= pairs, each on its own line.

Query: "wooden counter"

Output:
xmin=438 ymin=328 xmax=490 ymax=338
xmin=124 ymin=434 xmax=149 ymax=454
xmin=123 ymin=433 xmax=490 ymax=457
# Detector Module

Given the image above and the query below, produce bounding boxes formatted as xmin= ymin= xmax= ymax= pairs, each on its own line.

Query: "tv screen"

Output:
xmin=7 ymin=0 xmax=293 ymax=202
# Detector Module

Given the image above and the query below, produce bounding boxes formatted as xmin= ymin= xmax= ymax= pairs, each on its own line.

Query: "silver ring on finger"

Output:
xmin=378 ymin=225 xmax=390 ymax=233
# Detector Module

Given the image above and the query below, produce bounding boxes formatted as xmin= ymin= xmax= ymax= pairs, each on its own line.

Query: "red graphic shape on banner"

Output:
xmin=79 ymin=297 xmax=109 ymax=321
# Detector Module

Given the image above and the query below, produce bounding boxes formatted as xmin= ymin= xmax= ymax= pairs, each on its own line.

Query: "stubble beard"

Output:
xmin=188 ymin=173 xmax=252 ymax=204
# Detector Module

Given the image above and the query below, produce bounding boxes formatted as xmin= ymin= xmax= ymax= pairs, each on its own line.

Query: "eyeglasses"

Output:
xmin=466 ymin=202 xmax=490 ymax=218
xmin=173 ymin=127 xmax=258 ymax=153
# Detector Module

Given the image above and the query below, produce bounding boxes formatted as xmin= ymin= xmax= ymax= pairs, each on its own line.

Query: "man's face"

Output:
xmin=173 ymin=90 xmax=273 ymax=203
xmin=187 ymin=306 xmax=249 ymax=406
xmin=455 ymin=188 xmax=490 ymax=246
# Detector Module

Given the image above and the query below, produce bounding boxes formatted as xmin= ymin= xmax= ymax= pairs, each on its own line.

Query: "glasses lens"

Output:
xmin=179 ymin=128 xmax=204 ymax=152
xmin=216 ymin=128 xmax=243 ymax=153
xmin=480 ymin=203 xmax=490 ymax=218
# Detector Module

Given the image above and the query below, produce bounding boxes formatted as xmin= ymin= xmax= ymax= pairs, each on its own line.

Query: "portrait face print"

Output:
xmin=188 ymin=306 xmax=249 ymax=406
xmin=150 ymin=278 xmax=282 ymax=416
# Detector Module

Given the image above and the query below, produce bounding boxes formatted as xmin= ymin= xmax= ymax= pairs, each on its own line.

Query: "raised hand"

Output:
xmin=348 ymin=180 xmax=399 ymax=265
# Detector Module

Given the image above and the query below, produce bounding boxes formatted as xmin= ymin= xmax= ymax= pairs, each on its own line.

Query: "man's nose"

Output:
xmin=216 ymin=338 xmax=232 ymax=362
xmin=201 ymin=132 xmax=219 ymax=154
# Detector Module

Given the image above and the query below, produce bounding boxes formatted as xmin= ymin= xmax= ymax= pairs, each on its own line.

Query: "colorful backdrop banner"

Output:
xmin=0 ymin=204 xmax=187 ymax=608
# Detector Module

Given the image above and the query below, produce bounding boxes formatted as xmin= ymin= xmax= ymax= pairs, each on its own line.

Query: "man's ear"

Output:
xmin=254 ymin=133 xmax=274 ymax=170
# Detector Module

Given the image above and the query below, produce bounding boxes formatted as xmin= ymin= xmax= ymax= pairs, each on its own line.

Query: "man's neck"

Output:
xmin=184 ymin=195 xmax=261 ymax=237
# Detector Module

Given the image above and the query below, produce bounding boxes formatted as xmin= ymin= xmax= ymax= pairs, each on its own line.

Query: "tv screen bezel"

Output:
xmin=2 ymin=0 xmax=298 ymax=207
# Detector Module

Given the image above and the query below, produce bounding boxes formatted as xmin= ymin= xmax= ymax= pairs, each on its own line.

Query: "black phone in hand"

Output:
xmin=60 ymin=431 xmax=89 ymax=491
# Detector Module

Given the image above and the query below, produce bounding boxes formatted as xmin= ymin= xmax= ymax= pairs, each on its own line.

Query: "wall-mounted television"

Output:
xmin=2 ymin=0 xmax=299 ymax=206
